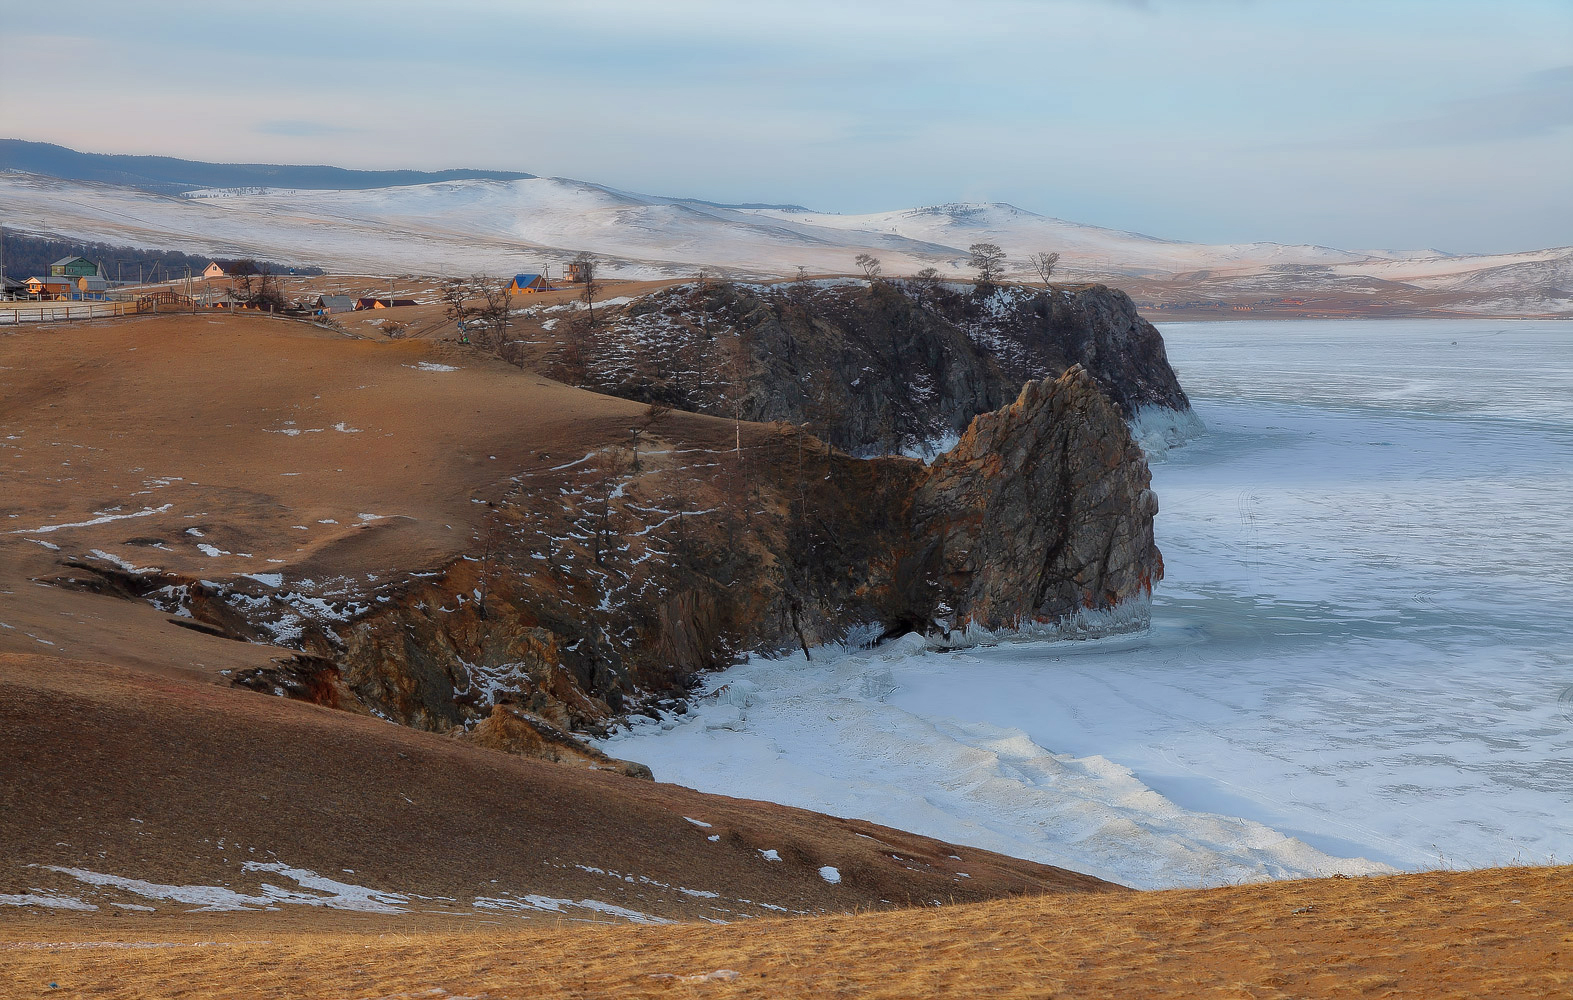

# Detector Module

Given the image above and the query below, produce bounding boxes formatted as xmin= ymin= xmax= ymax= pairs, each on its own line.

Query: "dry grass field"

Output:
xmin=3 ymin=865 xmax=1566 ymax=999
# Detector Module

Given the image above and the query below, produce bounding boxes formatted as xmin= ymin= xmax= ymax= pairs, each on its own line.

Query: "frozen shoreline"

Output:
xmin=604 ymin=320 xmax=1573 ymax=888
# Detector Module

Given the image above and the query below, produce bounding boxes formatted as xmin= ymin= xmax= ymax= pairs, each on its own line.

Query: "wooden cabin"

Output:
xmin=25 ymin=276 xmax=75 ymax=300
xmin=49 ymin=256 xmax=101 ymax=279
xmin=507 ymin=273 xmax=549 ymax=294
xmin=202 ymin=262 xmax=226 ymax=279
xmin=49 ymin=256 xmax=100 ymax=279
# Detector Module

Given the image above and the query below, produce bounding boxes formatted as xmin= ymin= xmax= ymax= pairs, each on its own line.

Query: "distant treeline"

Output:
xmin=0 ymin=231 xmax=324 ymax=282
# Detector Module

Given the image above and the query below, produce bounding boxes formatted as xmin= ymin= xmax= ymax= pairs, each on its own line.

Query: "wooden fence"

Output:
xmin=0 ymin=291 xmax=208 ymax=325
xmin=0 ymin=300 xmax=141 ymax=325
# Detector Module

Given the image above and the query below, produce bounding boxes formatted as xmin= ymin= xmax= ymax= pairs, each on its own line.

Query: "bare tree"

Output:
xmin=968 ymin=243 xmax=1006 ymax=288
xmin=1029 ymin=251 xmax=1061 ymax=286
xmin=573 ymin=252 xmax=602 ymax=326
xmin=448 ymin=274 xmax=511 ymax=351
xmin=717 ymin=331 xmax=751 ymax=453
xmin=794 ymin=265 xmax=809 ymax=283
xmin=441 ymin=277 xmax=472 ymax=340
xmin=913 ymin=266 xmax=941 ymax=292
xmin=629 ymin=402 xmax=671 ymax=472
xmin=854 ymin=253 xmax=882 ymax=282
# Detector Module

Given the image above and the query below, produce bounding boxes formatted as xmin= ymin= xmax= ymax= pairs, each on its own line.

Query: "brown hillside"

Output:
xmin=3 ymin=865 xmax=1566 ymax=998
xmin=0 ymin=651 xmax=1113 ymax=929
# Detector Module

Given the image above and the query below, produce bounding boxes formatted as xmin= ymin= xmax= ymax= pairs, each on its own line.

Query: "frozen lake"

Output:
xmin=604 ymin=320 xmax=1573 ymax=889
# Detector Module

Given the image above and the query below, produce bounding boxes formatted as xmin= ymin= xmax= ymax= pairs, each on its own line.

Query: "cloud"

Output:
xmin=1378 ymin=65 xmax=1573 ymax=147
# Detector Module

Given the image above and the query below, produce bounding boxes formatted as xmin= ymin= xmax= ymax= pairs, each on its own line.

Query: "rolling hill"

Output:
xmin=2 ymin=142 xmax=1568 ymax=316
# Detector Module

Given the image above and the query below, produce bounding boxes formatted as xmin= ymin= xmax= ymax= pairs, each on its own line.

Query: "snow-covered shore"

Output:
xmin=604 ymin=320 xmax=1573 ymax=889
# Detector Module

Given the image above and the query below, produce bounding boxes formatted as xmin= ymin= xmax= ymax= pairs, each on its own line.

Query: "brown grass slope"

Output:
xmin=0 ymin=309 xmax=746 ymax=720
xmin=0 ymin=652 xmax=1113 ymax=928
xmin=2 ymin=866 xmax=1566 ymax=999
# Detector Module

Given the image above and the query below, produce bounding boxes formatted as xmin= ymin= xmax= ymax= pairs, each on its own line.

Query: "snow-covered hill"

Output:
xmin=2 ymin=169 xmax=1567 ymax=314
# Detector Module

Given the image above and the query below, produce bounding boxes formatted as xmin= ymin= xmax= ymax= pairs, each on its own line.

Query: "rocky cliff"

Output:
xmin=916 ymin=367 xmax=1160 ymax=631
xmin=44 ymin=282 xmax=1180 ymax=770
xmin=542 ymin=279 xmax=1194 ymax=456
xmin=67 ymin=365 xmax=1161 ymax=761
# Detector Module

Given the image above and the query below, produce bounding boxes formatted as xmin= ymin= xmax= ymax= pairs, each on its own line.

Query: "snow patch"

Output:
xmin=42 ymin=863 xmax=409 ymax=914
xmin=8 ymin=504 xmax=173 ymax=535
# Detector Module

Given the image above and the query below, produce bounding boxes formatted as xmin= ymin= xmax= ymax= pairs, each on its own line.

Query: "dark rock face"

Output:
xmin=548 ymin=280 xmax=1191 ymax=455
xmin=915 ymin=367 xmax=1160 ymax=630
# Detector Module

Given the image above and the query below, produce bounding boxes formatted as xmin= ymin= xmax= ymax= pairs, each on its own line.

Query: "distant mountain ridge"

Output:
xmin=0 ymin=139 xmax=536 ymax=194
xmin=2 ymin=140 xmax=1567 ymax=316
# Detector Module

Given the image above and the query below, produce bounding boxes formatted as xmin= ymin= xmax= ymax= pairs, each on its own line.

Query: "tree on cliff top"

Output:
xmin=854 ymin=253 xmax=882 ymax=282
xmin=1030 ymin=251 xmax=1061 ymax=286
xmin=968 ymin=243 xmax=1006 ymax=288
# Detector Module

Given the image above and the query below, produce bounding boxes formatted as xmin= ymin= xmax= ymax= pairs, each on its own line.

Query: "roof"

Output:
xmin=0 ymin=275 xmax=24 ymax=289
xmin=317 ymin=295 xmax=355 ymax=309
xmin=511 ymin=273 xmax=544 ymax=285
xmin=27 ymin=275 xmax=73 ymax=285
xmin=51 ymin=256 xmax=93 ymax=267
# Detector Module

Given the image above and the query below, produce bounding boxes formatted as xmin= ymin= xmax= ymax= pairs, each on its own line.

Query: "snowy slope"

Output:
xmin=2 ymin=169 xmax=1567 ymax=312
xmin=742 ymin=202 xmax=1381 ymax=275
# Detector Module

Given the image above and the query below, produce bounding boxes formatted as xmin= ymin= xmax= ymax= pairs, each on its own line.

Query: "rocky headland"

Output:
xmin=21 ymin=282 xmax=1193 ymax=771
xmin=540 ymin=279 xmax=1198 ymax=456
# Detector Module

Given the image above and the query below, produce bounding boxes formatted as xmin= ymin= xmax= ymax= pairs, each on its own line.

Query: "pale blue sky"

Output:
xmin=3 ymin=0 xmax=1569 ymax=253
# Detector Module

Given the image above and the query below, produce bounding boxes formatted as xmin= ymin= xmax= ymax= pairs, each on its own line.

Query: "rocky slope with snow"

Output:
xmin=544 ymin=279 xmax=1195 ymax=457
xmin=2 ymin=306 xmax=1170 ymax=770
xmin=329 ymin=367 xmax=1161 ymax=734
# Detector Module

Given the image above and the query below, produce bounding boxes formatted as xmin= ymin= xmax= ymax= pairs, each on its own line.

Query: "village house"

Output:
xmin=48 ymin=256 xmax=101 ymax=279
xmin=353 ymin=297 xmax=419 ymax=310
xmin=25 ymin=275 xmax=76 ymax=300
xmin=74 ymin=275 xmax=110 ymax=299
xmin=201 ymin=261 xmax=226 ymax=280
xmin=507 ymin=273 xmax=550 ymax=294
xmin=315 ymin=294 xmax=355 ymax=315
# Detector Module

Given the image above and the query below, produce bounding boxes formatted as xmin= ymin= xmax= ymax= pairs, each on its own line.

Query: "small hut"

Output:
xmin=507 ymin=273 xmax=549 ymax=294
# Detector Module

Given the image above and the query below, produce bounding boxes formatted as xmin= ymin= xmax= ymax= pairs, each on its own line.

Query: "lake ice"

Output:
xmin=603 ymin=319 xmax=1573 ymax=889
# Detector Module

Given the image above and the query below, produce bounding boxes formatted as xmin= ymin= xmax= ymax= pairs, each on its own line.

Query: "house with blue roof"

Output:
xmin=506 ymin=273 xmax=550 ymax=294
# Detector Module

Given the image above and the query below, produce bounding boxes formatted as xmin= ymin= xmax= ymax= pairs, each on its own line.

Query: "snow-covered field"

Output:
xmin=3 ymin=171 xmax=1567 ymax=312
xmin=605 ymin=319 xmax=1573 ymax=890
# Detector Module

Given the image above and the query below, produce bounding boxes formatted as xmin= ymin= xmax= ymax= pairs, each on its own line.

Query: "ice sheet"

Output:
xmin=605 ymin=320 xmax=1573 ymax=888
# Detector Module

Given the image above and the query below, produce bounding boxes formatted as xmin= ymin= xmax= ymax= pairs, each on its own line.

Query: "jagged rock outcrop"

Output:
xmin=915 ymin=367 xmax=1160 ymax=629
xmin=316 ymin=365 xmax=1159 ymax=733
xmin=95 ymin=362 xmax=1161 ymax=751
xmin=543 ymin=279 xmax=1192 ymax=455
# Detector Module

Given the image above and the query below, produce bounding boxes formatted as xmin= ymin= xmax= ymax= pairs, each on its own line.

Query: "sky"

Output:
xmin=2 ymin=0 xmax=1569 ymax=254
